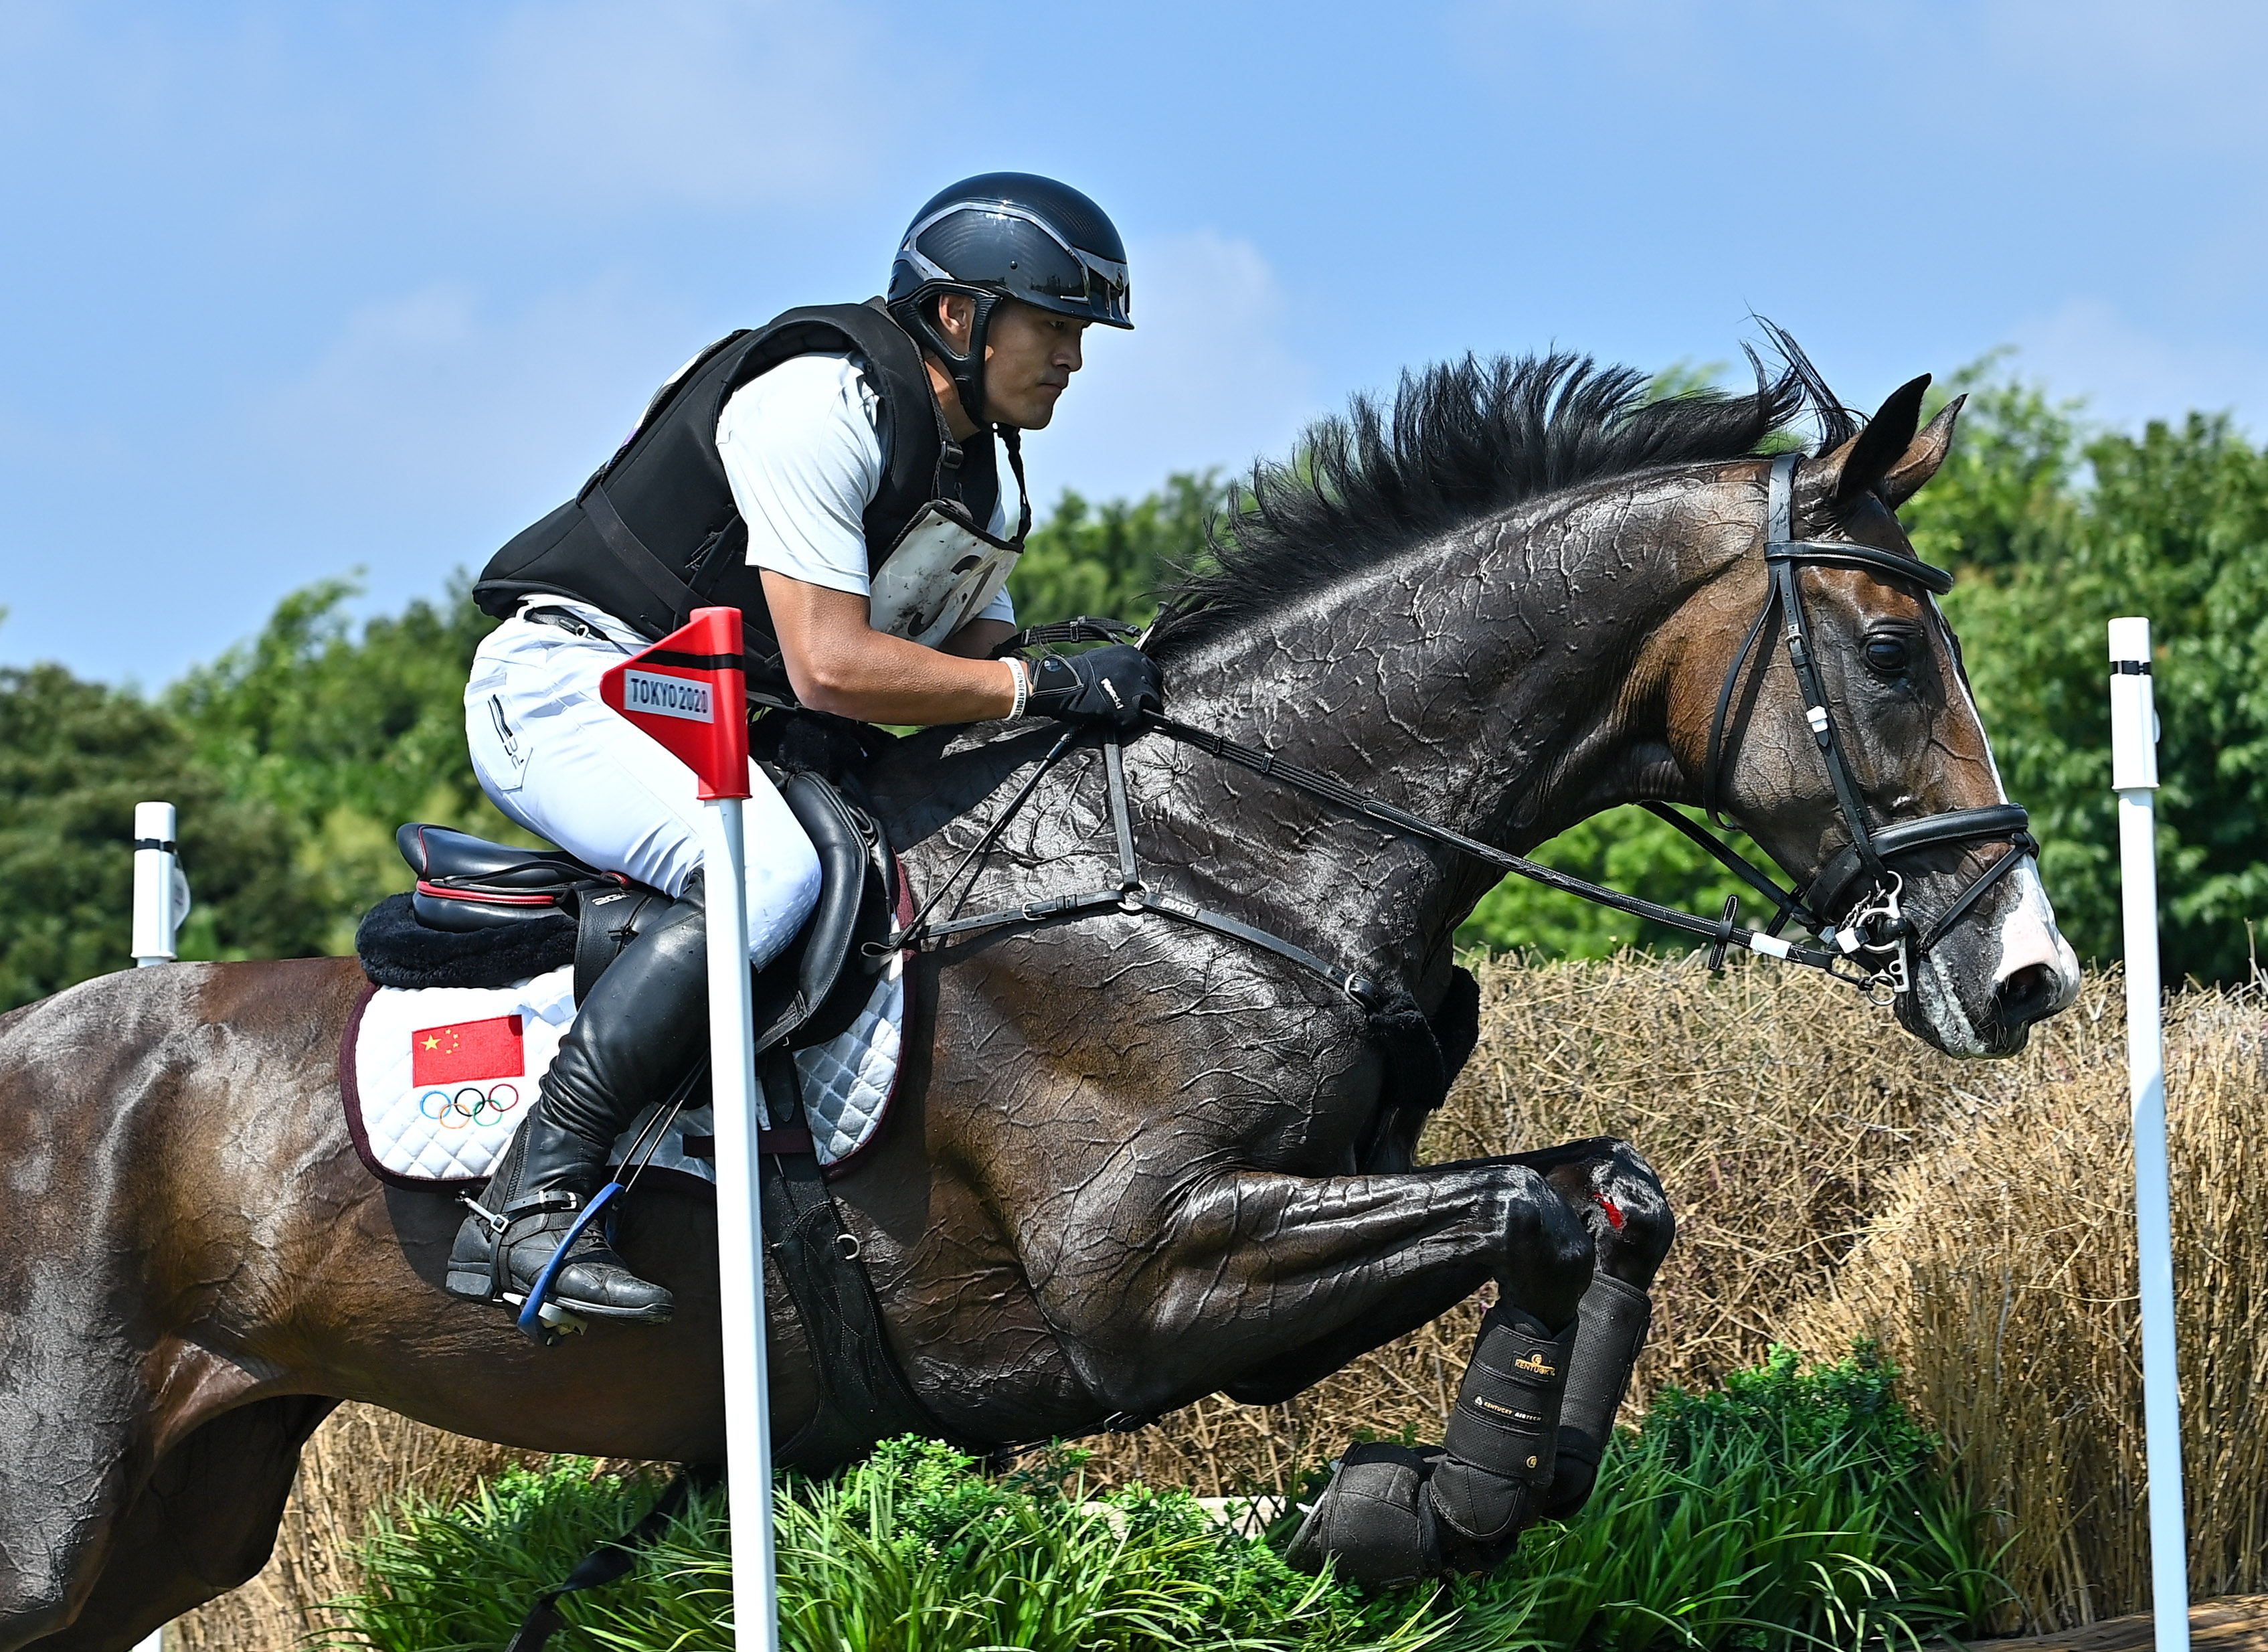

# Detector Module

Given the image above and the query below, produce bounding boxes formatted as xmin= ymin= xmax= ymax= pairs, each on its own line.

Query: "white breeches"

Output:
xmin=464 ymin=604 xmax=822 ymax=966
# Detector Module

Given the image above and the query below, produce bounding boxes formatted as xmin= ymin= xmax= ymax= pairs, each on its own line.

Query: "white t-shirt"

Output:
xmin=713 ymin=351 xmax=1016 ymax=628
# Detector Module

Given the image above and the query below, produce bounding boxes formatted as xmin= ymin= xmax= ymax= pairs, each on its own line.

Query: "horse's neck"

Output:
xmin=1157 ymin=483 xmax=1703 ymax=971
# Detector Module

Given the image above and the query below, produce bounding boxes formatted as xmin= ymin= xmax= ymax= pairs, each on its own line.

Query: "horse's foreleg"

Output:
xmin=1508 ymin=1138 xmax=1672 ymax=1520
xmin=25 ymin=1396 xmax=336 ymax=1652
xmin=1041 ymin=1155 xmax=1589 ymax=1582
xmin=1221 ymin=1137 xmax=1671 ymax=1417
xmin=1064 ymin=1139 xmax=1667 ymax=1587
xmin=1035 ymin=1157 xmax=1595 ymax=1425
xmin=0 ymin=1303 xmax=147 ymax=1652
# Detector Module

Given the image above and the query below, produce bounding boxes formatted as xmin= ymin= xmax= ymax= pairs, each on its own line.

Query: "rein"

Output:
xmin=889 ymin=723 xmax=1391 ymax=1005
xmin=901 ymin=452 xmax=2038 ymax=1008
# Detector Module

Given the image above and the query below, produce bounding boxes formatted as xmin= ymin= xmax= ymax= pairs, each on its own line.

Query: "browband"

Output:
xmin=1766 ymin=541 xmax=1955 ymax=596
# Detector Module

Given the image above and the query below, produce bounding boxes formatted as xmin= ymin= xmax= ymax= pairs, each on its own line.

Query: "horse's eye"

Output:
xmin=1865 ymin=635 xmax=1912 ymax=675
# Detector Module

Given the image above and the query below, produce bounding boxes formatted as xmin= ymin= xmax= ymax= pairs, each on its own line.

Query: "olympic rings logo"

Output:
xmin=419 ymin=1082 xmax=523 ymax=1130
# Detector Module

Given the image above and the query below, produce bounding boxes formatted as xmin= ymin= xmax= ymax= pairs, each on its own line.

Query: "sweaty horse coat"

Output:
xmin=0 ymin=344 xmax=2079 ymax=1649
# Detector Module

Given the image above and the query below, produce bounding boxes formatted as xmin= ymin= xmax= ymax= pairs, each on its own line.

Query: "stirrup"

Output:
xmin=513 ymin=1181 xmax=625 ymax=1347
xmin=446 ymin=1187 xmax=602 ymax=1343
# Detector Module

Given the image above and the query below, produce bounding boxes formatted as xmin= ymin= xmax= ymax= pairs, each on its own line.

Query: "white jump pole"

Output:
xmin=131 ymin=801 xmax=183 ymax=967
xmin=131 ymin=803 xmax=180 ymax=1652
xmin=699 ymin=793 xmax=781 ymax=1652
xmin=599 ymin=607 xmax=777 ymax=1652
xmin=2111 ymin=615 xmax=2190 ymax=1652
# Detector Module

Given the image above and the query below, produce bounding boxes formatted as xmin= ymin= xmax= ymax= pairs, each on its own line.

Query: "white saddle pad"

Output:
xmin=343 ymin=956 xmax=905 ymax=1188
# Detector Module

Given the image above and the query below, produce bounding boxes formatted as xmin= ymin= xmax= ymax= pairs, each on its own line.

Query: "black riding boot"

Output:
xmin=444 ymin=882 xmax=709 ymax=1323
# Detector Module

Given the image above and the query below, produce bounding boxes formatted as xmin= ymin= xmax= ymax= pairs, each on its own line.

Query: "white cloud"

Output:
xmin=2007 ymin=298 xmax=2267 ymax=434
xmin=1034 ymin=231 xmax=1321 ymax=504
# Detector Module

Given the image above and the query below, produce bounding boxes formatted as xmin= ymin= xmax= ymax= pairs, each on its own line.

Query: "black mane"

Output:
xmin=1149 ymin=329 xmax=1850 ymax=653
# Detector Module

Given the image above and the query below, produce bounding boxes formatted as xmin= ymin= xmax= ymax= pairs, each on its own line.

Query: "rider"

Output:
xmin=445 ymin=173 xmax=1164 ymax=1326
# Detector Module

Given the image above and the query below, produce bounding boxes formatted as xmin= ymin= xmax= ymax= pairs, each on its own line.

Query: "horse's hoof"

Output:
xmin=1285 ymin=1442 xmax=1443 ymax=1587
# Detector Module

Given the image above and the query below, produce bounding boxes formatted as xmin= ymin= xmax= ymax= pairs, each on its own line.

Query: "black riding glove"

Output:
xmin=1025 ymin=645 xmax=1164 ymax=735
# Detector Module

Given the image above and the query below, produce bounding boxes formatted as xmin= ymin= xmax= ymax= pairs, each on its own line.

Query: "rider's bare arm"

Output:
xmin=762 ymin=570 xmax=1018 ymax=725
xmin=938 ymin=618 xmax=1017 ymax=660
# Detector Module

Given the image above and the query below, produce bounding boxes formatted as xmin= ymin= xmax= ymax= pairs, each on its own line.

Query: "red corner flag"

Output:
xmin=599 ymin=607 xmax=751 ymax=800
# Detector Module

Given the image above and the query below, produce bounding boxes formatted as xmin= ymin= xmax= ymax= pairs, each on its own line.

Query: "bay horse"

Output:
xmin=0 ymin=343 xmax=2079 ymax=1647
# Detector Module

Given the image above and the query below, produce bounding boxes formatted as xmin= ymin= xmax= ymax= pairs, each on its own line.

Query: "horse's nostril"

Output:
xmin=1994 ymin=961 xmax=2057 ymax=1024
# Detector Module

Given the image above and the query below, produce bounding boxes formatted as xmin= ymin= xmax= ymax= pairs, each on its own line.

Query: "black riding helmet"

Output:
xmin=887 ymin=172 xmax=1132 ymax=431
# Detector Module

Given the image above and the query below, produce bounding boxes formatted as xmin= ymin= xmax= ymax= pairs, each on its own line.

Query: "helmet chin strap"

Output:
xmin=895 ymin=288 xmax=1003 ymax=438
xmin=951 ymin=291 xmax=1002 ymax=433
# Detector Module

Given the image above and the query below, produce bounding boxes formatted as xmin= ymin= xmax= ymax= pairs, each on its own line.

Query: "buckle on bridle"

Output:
xmin=1839 ymin=874 xmax=1913 ymax=999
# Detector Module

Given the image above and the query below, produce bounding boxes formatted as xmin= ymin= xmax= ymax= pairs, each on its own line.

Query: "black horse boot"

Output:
xmin=1424 ymin=1303 xmax=1581 ymax=1568
xmin=445 ymin=883 xmax=709 ymax=1324
xmin=1541 ymin=1273 xmax=1654 ymax=1520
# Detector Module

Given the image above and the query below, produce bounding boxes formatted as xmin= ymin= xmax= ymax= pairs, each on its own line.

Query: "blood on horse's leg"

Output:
xmin=25 ymin=1396 xmax=336 ymax=1652
xmin=1508 ymin=1137 xmax=1674 ymax=1520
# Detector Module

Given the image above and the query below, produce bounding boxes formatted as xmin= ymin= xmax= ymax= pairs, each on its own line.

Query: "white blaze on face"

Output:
xmin=1993 ymin=859 xmax=2081 ymax=1015
xmin=1913 ymin=857 xmax=2081 ymax=1057
xmin=1908 ymin=609 xmax=2080 ymax=1051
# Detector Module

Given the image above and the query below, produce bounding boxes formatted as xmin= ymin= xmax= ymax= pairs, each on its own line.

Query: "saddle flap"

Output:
xmin=752 ymin=772 xmax=896 ymax=1052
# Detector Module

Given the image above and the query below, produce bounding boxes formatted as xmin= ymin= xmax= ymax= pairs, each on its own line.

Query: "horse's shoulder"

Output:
xmin=865 ymin=722 xmax=1064 ymax=852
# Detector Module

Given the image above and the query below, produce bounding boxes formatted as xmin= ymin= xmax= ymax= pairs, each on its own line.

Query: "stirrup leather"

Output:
xmin=458 ymin=1187 xmax=586 ymax=1305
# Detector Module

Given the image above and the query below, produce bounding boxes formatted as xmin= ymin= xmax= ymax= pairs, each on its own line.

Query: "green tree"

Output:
xmin=167 ymin=575 xmax=541 ymax=955
xmin=1454 ymin=809 xmax=1787 ymax=959
xmin=0 ymin=663 xmax=313 ymax=1010
xmin=1012 ymin=472 xmax=1223 ymax=630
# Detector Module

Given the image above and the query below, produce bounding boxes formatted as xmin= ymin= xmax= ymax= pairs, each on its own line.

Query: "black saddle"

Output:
xmin=354 ymin=774 xmax=897 ymax=1050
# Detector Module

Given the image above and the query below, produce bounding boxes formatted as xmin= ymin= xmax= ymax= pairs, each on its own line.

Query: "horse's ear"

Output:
xmin=1877 ymin=394 xmax=1964 ymax=511
xmin=1815 ymin=374 xmax=1932 ymax=509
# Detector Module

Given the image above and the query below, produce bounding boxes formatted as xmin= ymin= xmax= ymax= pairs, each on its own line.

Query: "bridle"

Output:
xmin=1680 ymin=451 xmax=2037 ymax=997
xmin=888 ymin=452 xmax=2040 ymax=1011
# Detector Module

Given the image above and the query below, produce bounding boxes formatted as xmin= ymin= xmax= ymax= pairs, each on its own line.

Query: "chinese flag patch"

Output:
xmin=411 ymin=1015 xmax=525 ymax=1086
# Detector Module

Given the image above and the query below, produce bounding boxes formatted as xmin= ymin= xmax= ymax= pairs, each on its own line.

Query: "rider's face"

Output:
xmin=933 ymin=295 xmax=1087 ymax=430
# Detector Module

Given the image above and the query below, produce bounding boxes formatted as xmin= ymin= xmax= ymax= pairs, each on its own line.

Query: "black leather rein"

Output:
xmin=893 ymin=452 xmax=2040 ymax=1007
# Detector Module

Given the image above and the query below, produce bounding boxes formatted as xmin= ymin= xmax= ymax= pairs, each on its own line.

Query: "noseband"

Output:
xmin=895 ymin=452 xmax=2041 ymax=1011
xmin=1684 ymin=452 xmax=2037 ymax=995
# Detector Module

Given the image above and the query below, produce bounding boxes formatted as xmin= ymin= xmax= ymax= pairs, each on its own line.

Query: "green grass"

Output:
xmin=332 ymin=1345 xmax=2008 ymax=1652
xmin=1429 ymin=1345 xmax=2012 ymax=1651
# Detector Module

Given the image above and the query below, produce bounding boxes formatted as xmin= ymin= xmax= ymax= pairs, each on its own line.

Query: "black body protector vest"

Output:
xmin=473 ymin=300 xmax=1031 ymax=702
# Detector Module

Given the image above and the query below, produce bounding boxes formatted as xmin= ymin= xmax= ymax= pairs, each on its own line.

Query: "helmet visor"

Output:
xmin=1033 ymin=245 xmax=1132 ymax=327
xmin=899 ymin=203 xmax=1133 ymax=329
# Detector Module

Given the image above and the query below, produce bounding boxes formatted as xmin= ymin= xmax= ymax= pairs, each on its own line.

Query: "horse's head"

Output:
xmin=1669 ymin=376 xmax=2079 ymax=1057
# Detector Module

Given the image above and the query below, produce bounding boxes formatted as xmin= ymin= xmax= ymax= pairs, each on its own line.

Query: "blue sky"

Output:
xmin=3 ymin=0 xmax=2263 ymax=685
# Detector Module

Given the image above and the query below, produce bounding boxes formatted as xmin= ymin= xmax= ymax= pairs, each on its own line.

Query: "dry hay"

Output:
xmin=1790 ymin=982 xmax=2268 ymax=1631
xmin=176 ymin=953 xmax=2268 ymax=1645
